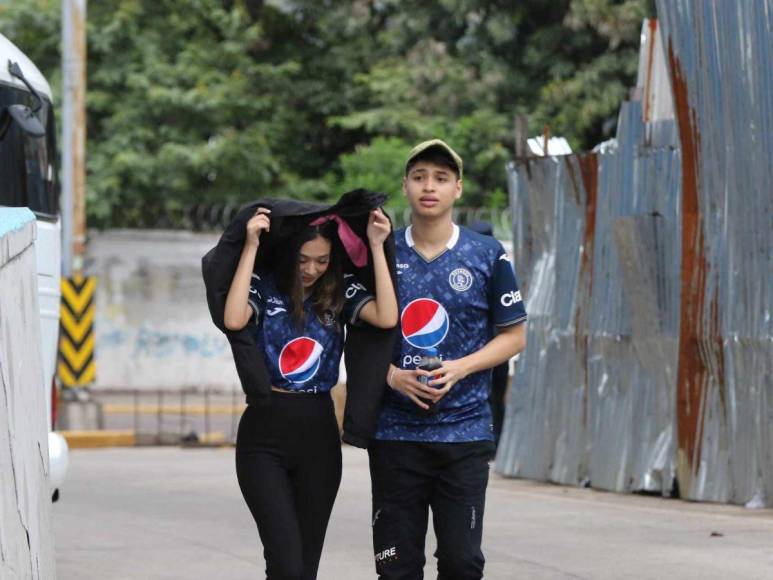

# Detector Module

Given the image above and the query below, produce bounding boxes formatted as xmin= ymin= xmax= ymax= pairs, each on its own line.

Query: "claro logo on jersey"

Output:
xmin=500 ymin=290 xmax=523 ymax=307
xmin=278 ymin=337 xmax=323 ymax=383
xmin=345 ymin=282 xmax=367 ymax=299
xmin=401 ymin=298 xmax=449 ymax=349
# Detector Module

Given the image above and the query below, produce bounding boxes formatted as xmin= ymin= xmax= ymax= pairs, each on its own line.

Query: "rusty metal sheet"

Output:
xmin=500 ymin=1 xmax=772 ymax=508
xmin=657 ymin=0 xmax=773 ymax=505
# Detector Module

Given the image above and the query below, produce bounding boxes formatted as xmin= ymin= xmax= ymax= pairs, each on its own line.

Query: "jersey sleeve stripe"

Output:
xmin=247 ymin=298 xmax=260 ymax=322
xmin=349 ymin=296 xmax=374 ymax=325
xmin=495 ymin=314 xmax=528 ymax=328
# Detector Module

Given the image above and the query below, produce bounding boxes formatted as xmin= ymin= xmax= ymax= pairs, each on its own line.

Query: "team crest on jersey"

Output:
xmin=279 ymin=337 xmax=323 ymax=383
xmin=401 ymin=298 xmax=449 ymax=349
xmin=319 ymin=310 xmax=336 ymax=327
xmin=448 ymin=268 xmax=473 ymax=292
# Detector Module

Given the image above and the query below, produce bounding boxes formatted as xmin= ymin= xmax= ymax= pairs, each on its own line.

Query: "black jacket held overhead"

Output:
xmin=201 ymin=189 xmax=398 ymax=448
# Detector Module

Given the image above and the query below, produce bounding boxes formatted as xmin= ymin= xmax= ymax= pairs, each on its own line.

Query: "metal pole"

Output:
xmin=61 ymin=0 xmax=87 ymax=276
xmin=204 ymin=390 xmax=210 ymax=446
xmin=157 ymin=390 xmax=163 ymax=445
xmin=514 ymin=114 xmax=528 ymax=160
xmin=133 ymin=389 xmax=139 ymax=440
xmin=180 ymin=389 xmax=186 ymax=442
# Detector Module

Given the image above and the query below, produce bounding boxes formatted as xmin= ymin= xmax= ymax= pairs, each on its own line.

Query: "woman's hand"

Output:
xmin=246 ymin=208 xmax=271 ymax=247
xmin=366 ymin=208 xmax=391 ymax=247
xmin=358 ymin=207 xmax=398 ymax=328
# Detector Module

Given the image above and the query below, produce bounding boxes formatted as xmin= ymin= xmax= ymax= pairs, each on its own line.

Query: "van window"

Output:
xmin=0 ymin=83 xmax=59 ymax=218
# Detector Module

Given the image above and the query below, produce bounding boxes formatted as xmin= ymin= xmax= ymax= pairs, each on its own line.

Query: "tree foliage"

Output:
xmin=0 ymin=0 xmax=652 ymax=226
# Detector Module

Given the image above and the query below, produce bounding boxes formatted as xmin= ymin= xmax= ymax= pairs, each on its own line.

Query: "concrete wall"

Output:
xmin=87 ymin=230 xmax=513 ymax=392
xmin=0 ymin=208 xmax=55 ymax=579
xmin=87 ymin=230 xmax=240 ymax=390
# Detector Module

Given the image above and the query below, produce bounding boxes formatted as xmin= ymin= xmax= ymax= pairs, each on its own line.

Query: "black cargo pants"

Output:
xmin=368 ymin=440 xmax=493 ymax=580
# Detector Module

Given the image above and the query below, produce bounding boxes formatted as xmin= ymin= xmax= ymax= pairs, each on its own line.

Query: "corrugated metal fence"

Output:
xmin=498 ymin=0 xmax=772 ymax=507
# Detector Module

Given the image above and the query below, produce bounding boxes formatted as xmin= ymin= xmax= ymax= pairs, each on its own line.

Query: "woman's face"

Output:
xmin=298 ymin=235 xmax=331 ymax=288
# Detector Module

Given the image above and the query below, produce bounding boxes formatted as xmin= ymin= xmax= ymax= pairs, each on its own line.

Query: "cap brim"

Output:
xmin=406 ymin=139 xmax=463 ymax=177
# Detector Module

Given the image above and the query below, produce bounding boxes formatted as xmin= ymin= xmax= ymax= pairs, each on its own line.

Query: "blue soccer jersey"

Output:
xmin=375 ymin=224 xmax=527 ymax=442
xmin=248 ymin=271 xmax=373 ymax=393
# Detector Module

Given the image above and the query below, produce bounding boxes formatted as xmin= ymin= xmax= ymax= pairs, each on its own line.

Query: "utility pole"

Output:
xmin=61 ymin=0 xmax=86 ymax=276
xmin=59 ymin=0 xmax=96 ymax=394
xmin=514 ymin=114 xmax=529 ymax=160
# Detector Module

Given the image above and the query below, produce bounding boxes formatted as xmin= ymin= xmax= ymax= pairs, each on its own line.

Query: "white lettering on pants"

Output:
xmin=375 ymin=547 xmax=397 ymax=562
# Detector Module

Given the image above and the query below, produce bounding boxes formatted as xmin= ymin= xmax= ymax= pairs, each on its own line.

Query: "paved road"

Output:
xmin=54 ymin=446 xmax=773 ymax=579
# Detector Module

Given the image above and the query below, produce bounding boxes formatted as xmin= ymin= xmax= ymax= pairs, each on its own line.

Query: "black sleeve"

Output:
xmin=341 ymin=274 xmax=375 ymax=326
xmin=488 ymin=244 xmax=528 ymax=327
xmin=247 ymin=273 xmax=268 ymax=326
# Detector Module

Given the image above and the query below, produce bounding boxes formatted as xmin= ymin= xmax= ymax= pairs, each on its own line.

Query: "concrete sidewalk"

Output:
xmin=54 ymin=446 xmax=773 ymax=579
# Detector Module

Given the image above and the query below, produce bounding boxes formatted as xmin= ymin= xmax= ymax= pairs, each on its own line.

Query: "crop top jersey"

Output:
xmin=247 ymin=271 xmax=374 ymax=393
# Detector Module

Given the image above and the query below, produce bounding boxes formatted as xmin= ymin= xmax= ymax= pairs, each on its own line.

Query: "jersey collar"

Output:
xmin=405 ymin=223 xmax=460 ymax=250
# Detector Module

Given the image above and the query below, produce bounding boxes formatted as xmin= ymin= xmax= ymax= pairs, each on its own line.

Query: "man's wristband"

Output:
xmin=387 ymin=367 xmax=397 ymax=389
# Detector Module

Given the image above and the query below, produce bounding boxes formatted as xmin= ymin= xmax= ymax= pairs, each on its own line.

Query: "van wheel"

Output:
xmin=52 ymin=489 xmax=60 ymax=503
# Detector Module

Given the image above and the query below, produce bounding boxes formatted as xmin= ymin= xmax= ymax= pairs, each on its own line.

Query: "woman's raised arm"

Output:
xmin=358 ymin=209 xmax=398 ymax=329
xmin=224 ymin=208 xmax=271 ymax=330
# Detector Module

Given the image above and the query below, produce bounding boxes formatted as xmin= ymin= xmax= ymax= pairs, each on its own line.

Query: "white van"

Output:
xmin=0 ymin=32 xmax=69 ymax=501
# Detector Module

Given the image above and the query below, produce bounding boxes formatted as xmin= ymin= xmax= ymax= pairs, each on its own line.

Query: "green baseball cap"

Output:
xmin=405 ymin=139 xmax=463 ymax=178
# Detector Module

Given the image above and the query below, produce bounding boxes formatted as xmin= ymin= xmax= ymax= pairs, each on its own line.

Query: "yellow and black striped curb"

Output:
xmin=102 ymin=404 xmax=247 ymax=415
xmin=61 ymin=430 xmax=135 ymax=448
xmin=60 ymin=430 xmax=228 ymax=448
xmin=58 ymin=275 xmax=96 ymax=387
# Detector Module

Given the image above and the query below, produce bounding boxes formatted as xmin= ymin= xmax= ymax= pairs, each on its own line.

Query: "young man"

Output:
xmin=369 ymin=139 xmax=528 ymax=579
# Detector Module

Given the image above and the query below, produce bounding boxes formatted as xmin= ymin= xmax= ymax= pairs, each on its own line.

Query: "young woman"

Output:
xmin=223 ymin=206 xmax=397 ymax=580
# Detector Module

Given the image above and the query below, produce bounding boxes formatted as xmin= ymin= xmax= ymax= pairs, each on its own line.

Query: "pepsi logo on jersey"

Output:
xmin=279 ymin=337 xmax=323 ymax=383
xmin=401 ymin=298 xmax=449 ymax=349
xmin=403 ymin=352 xmax=444 ymax=368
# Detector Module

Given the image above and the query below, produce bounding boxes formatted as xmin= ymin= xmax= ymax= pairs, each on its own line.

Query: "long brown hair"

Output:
xmin=275 ymin=221 xmax=344 ymax=329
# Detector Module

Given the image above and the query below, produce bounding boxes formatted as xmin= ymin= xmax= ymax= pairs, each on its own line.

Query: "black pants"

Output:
xmin=368 ymin=440 xmax=493 ymax=580
xmin=236 ymin=391 xmax=342 ymax=580
xmin=489 ymin=361 xmax=510 ymax=449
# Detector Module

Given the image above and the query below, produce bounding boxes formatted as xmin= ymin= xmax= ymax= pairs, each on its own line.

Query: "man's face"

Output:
xmin=403 ymin=161 xmax=462 ymax=218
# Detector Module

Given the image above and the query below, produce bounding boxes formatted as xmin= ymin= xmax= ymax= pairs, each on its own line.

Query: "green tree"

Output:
xmin=84 ymin=0 xmax=303 ymax=225
xmin=1 ymin=0 xmax=653 ymax=226
xmin=322 ymin=0 xmax=652 ymax=205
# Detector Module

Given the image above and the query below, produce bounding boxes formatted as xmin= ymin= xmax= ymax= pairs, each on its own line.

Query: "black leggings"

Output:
xmin=236 ymin=391 xmax=342 ymax=580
